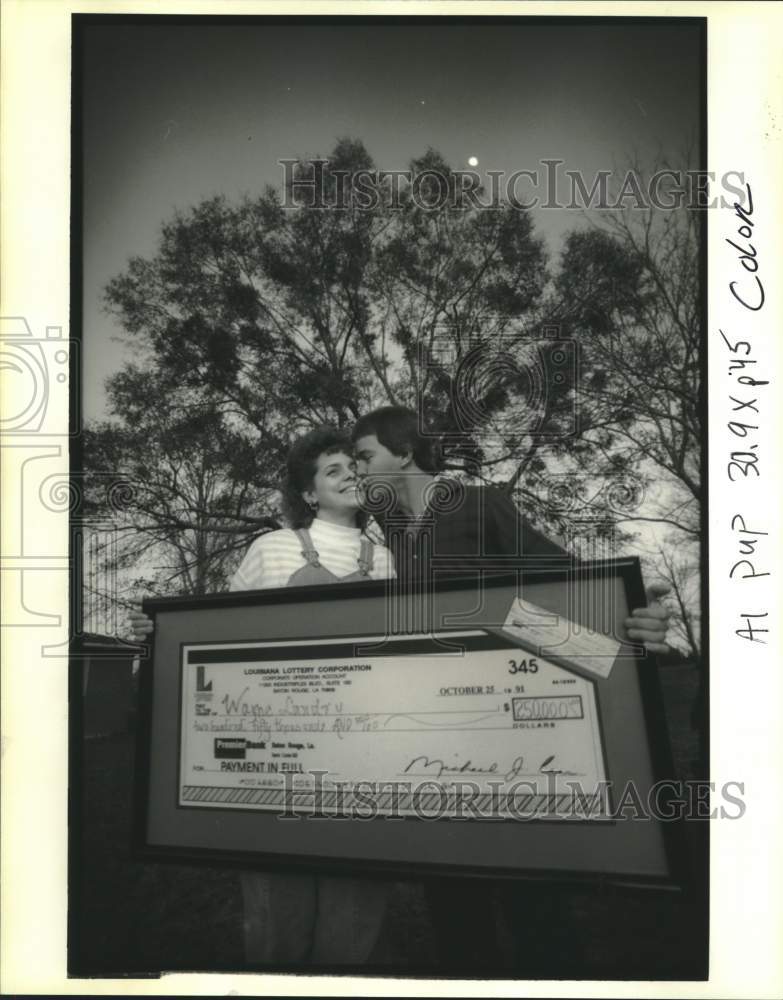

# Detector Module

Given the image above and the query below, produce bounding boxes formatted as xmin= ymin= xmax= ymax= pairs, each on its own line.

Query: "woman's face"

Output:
xmin=304 ymin=450 xmax=360 ymax=515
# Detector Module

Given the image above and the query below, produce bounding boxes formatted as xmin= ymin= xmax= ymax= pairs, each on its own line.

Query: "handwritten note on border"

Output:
xmin=501 ymin=597 xmax=621 ymax=680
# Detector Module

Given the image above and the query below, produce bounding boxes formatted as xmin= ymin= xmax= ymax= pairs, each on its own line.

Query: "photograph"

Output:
xmin=3 ymin=4 xmax=782 ymax=997
xmin=71 ymin=13 xmax=708 ymax=980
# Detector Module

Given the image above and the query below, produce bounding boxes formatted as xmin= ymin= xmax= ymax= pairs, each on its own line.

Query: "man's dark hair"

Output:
xmin=351 ymin=406 xmax=443 ymax=474
xmin=282 ymin=426 xmax=365 ymax=529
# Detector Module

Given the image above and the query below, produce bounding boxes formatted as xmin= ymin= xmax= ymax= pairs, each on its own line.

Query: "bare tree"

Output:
xmin=551 ymin=153 xmax=701 ymax=541
xmin=655 ymin=543 xmax=701 ymax=657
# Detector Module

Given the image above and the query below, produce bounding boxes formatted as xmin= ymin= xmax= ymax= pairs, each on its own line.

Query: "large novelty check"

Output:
xmin=139 ymin=563 xmax=684 ymax=884
xmin=179 ymin=630 xmax=608 ymax=819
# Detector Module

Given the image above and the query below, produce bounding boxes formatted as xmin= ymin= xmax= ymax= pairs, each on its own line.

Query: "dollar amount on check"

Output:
xmin=179 ymin=630 xmax=609 ymax=819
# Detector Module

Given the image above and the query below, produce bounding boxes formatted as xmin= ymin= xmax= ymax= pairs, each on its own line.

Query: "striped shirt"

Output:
xmin=230 ymin=517 xmax=396 ymax=591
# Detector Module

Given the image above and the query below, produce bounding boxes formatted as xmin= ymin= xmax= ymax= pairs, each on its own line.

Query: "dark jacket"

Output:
xmin=375 ymin=482 xmax=567 ymax=583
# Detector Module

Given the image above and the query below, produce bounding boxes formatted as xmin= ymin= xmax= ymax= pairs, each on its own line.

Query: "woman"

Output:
xmin=231 ymin=426 xmax=394 ymax=591
xmin=130 ymin=427 xmax=395 ymax=966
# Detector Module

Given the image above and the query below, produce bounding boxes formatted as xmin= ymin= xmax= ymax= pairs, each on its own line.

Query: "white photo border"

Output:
xmin=1 ymin=1 xmax=782 ymax=997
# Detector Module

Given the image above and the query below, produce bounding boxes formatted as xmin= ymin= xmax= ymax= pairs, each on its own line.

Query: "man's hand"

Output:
xmin=625 ymin=582 xmax=671 ymax=655
xmin=129 ymin=606 xmax=154 ymax=643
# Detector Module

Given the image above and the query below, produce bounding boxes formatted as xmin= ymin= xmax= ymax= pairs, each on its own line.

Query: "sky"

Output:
xmin=81 ymin=18 xmax=702 ymax=420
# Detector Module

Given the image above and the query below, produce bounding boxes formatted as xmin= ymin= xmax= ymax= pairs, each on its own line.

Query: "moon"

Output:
xmin=468 ymin=156 xmax=479 ymax=167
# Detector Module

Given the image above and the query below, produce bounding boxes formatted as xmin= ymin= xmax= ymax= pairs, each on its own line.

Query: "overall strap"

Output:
xmin=356 ymin=537 xmax=374 ymax=576
xmin=294 ymin=528 xmax=321 ymax=568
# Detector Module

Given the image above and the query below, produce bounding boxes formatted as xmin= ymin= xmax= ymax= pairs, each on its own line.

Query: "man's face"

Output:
xmin=353 ymin=433 xmax=405 ymax=484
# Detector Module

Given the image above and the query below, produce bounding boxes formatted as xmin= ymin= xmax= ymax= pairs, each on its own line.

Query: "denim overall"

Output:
xmin=241 ymin=528 xmax=389 ymax=965
xmin=286 ymin=527 xmax=374 ymax=586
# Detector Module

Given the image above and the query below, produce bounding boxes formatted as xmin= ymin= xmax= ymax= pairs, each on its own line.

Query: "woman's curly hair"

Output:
xmin=281 ymin=426 xmax=367 ymax=530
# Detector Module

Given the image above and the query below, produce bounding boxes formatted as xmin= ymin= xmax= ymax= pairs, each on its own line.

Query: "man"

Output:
xmin=352 ymin=405 xmax=669 ymax=648
xmin=352 ymin=405 xmax=670 ymax=972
